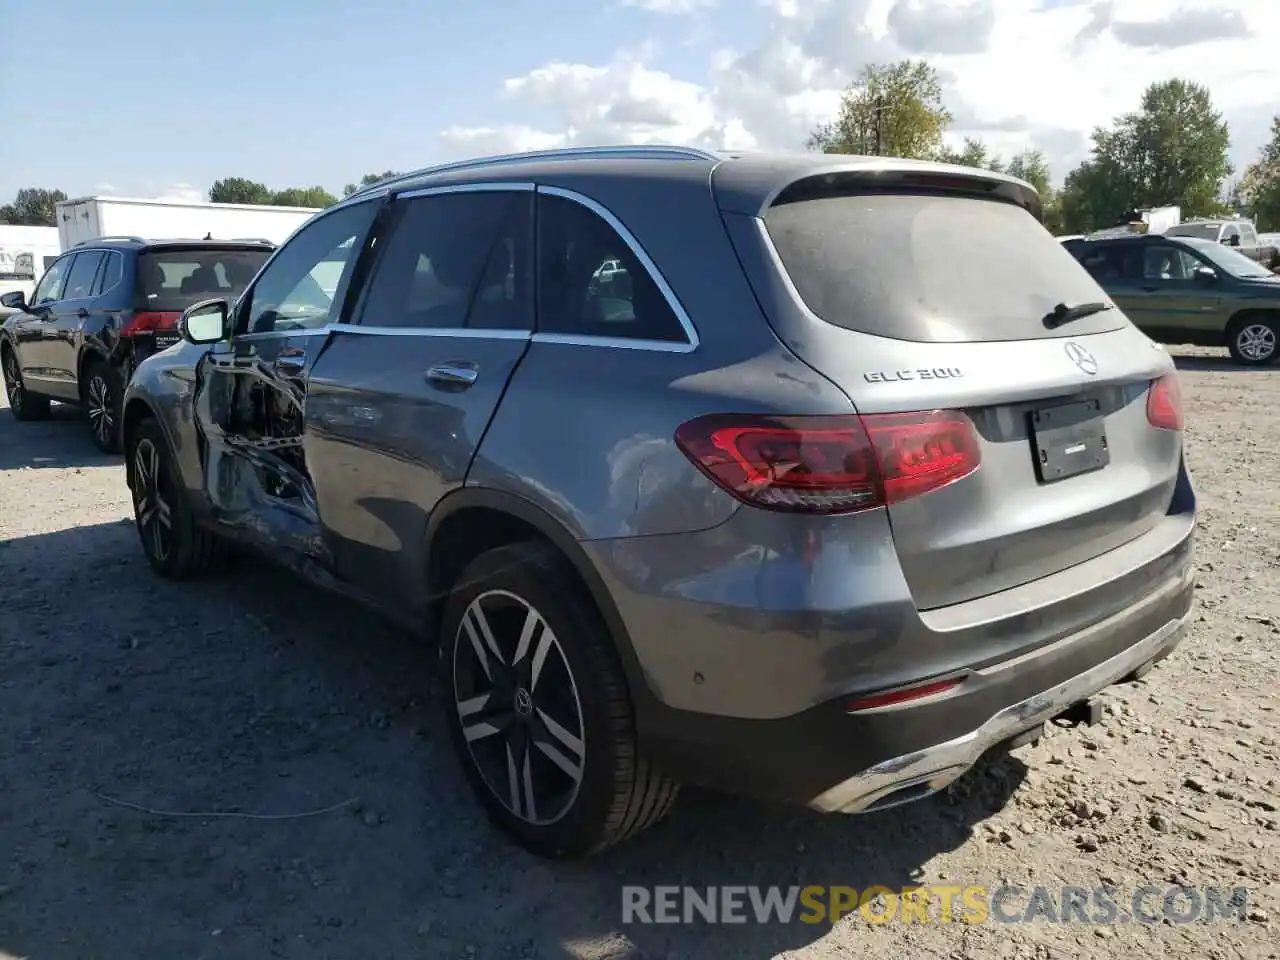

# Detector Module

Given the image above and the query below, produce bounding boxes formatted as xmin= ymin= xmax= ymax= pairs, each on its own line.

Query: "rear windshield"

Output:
xmin=136 ymin=248 xmax=271 ymax=311
xmin=1164 ymin=223 xmax=1220 ymax=240
xmin=762 ymin=193 xmax=1127 ymax=342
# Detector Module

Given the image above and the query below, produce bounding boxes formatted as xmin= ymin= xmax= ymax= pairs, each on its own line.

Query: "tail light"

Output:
xmin=673 ymin=410 xmax=980 ymax=515
xmin=120 ymin=311 xmax=181 ymax=338
xmin=1146 ymin=374 xmax=1184 ymax=431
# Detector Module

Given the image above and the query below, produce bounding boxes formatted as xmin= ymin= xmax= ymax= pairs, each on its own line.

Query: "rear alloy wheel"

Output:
xmin=85 ymin=363 xmax=123 ymax=453
xmin=127 ymin=417 xmax=225 ymax=579
xmin=440 ymin=542 xmax=679 ymax=858
xmin=2 ymin=346 xmax=51 ymax=421
xmin=1228 ymin=317 xmax=1279 ymax=366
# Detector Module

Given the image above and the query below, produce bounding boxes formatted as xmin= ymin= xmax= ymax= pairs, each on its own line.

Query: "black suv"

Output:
xmin=1 ymin=237 xmax=274 ymax=452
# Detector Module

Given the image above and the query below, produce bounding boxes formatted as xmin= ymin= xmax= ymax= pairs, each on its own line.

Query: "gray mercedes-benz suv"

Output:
xmin=120 ymin=145 xmax=1196 ymax=858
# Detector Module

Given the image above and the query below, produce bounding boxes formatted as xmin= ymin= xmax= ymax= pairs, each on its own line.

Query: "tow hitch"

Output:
xmin=1051 ymin=697 xmax=1104 ymax=729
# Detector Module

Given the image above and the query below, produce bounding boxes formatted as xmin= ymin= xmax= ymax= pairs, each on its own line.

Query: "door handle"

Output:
xmin=77 ymin=308 xmax=89 ymax=318
xmin=1140 ymin=285 xmax=1158 ymax=292
xmin=426 ymin=362 xmax=478 ymax=387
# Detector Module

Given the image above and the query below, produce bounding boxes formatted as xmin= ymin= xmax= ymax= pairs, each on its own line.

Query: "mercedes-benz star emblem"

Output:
xmin=1064 ymin=342 xmax=1098 ymax=375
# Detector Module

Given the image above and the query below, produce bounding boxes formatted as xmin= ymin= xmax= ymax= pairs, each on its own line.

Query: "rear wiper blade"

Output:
xmin=1043 ymin=301 xmax=1113 ymax=328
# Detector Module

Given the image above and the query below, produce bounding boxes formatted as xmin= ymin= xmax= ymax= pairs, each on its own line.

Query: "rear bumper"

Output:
xmin=809 ymin=609 xmax=1186 ymax=813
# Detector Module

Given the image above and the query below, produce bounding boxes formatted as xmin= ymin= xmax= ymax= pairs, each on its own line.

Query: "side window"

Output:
xmin=93 ymin=252 xmax=124 ymax=297
xmin=1238 ymin=223 xmax=1258 ymax=245
xmin=1078 ymin=244 xmax=1122 ymax=281
xmin=357 ymin=190 xmax=532 ymax=331
xmin=1221 ymin=224 xmax=1240 ymax=245
xmin=31 ymin=255 xmax=73 ymax=304
xmin=536 ymin=193 xmax=688 ymax=343
xmin=63 ymin=251 xmax=105 ymax=301
xmin=240 ymin=201 xmax=378 ymax=335
xmin=1141 ymin=245 xmax=1198 ymax=281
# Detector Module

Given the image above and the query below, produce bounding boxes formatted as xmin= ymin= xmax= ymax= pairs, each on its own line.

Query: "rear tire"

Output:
xmin=83 ymin=360 xmax=124 ymax=454
xmin=126 ymin=416 xmax=226 ymax=579
xmin=1227 ymin=314 xmax=1279 ymax=366
xmin=2 ymin=344 xmax=51 ymax=421
xmin=439 ymin=541 xmax=679 ymax=858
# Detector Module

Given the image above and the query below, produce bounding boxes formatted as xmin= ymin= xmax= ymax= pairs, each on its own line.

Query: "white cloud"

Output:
xmin=440 ymin=0 xmax=1280 ymax=184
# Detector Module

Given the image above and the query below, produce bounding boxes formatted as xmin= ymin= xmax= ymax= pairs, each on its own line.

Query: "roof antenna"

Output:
xmin=204 ymin=232 xmax=213 ymax=240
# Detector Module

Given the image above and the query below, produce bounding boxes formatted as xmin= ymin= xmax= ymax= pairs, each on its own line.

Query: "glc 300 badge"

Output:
xmin=863 ymin=367 xmax=964 ymax=383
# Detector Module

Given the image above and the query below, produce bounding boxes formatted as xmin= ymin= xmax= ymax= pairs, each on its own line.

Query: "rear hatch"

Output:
xmin=719 ymin=172 xmax=1182 ymax=610
xmin=130 ymin=245 xmax=272 ymax=348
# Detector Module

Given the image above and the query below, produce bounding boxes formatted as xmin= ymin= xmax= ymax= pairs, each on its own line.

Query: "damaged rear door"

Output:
xmin=193 ymin=199 xmax=381 ymax=562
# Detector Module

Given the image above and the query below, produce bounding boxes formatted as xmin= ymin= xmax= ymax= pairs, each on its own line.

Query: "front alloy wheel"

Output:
xmin=132 ymin=436 xmax=174 ymax=565
xmin=3 ymin=347 xmax=50 ymax=420
xmin=1229 ymin=319 xmax=1278 ymax=366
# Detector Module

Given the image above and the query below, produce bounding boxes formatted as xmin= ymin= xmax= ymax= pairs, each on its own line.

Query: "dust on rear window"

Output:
xmin=137 ymin=248 xmax=271 ymax=311
xmin=762 ymin=193 xmax=1126 ymax=342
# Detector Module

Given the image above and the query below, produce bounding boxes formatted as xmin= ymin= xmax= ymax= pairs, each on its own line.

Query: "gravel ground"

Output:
xmin=1 ymin=348 xmax=1277 ymax=960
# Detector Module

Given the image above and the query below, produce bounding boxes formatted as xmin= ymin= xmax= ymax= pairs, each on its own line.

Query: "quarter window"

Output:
xmin=32 ymin=256 xmax=72 ymax=304
xmin=240 ymin=201 xmax=378 ymax=334
xmin=357 ymin=190 xmax=533 ymax=331
xmin=536 ymin=193 xmax=687 ymax=343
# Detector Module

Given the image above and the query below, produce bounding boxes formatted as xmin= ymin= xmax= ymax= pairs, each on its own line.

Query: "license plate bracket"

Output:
xmin=1029 ymin=398 xmax=1109 ymax=483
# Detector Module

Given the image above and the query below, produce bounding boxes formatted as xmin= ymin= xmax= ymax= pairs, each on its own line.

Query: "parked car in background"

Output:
xmin=0 ymin=237 xmax=274 ymax=452
xmin=1164 ymin=218 xmax=1275 ymax=267
xmin=1063 ymin=232 xmax=1280 ymax=365
xmin=121 ymin=145 xmax=1194 ymax=858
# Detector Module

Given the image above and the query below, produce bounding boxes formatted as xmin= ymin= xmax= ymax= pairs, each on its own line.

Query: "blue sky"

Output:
xmin=2 ymin=1 xmax=1276 ymax=203
xmin=0 ymin=0 xmax=764 ymax=200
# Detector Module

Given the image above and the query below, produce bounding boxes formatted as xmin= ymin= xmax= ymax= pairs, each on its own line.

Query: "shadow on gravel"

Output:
xmin=0 ymin=401 xmax=119 ymax=471
xmin=0 ymin=520 xmax=1026 ymax=960
xmin=1172 ymin=355 xmax=1276 ymax=374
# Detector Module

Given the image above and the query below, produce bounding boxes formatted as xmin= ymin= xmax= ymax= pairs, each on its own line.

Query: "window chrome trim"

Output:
xmin=396 ymin=181 xmax=535 ymax=199
xmin=335 ymin=325 xmax=530 ymax=340
xmin=536 ymin=185 xmax=699 ymax=353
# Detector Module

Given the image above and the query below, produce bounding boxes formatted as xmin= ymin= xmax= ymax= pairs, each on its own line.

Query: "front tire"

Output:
xmin=1227 ymin=315 xmax=1279 ymax=366
xmin=439 ymin=542 xmax=679 ymax=858
xmin=84 ymin=361 xmax=124 ymax=453
xmin=2 ymin=345 xmax=51 ymax=421
xmin=126 ymin=417 xmax=226 ymax=579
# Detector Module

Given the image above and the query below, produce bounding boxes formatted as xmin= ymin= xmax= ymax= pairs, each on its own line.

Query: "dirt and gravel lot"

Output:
xmin=1 ymin=348 xmax=1277 ymax=960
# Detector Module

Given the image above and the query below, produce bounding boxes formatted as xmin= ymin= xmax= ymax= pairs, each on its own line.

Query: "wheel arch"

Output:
xmin=75 ymin=344 xmax=112 ymax=400
xmin=1226 ymin=306 xmax=1280 ymax=330
xmin=424 ymin=487 xmax=659 ymax=728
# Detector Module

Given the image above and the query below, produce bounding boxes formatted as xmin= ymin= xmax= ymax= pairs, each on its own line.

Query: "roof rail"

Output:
xmin=349 ymin=144 xmax=722 ymax=199
xmin=76 ymin=235 xmax=146 ymax=246
xmin=227 ymin=237 xmax=275 ymax=244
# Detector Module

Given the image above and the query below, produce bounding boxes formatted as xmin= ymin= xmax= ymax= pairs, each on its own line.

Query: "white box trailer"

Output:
xmin=54 ymin=196 xmax=321 ymax=251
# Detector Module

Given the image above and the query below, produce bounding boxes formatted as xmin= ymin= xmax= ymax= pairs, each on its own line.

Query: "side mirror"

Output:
xmin=1193 ymin=266 xmax=1218 ymax=283
xmin=1227 ymin=234 xmax=1241 ymax=247
xmin=180 ymin=298 xmax=230 ymax=345
xmin=0 ymin=290 xmax=28 ymax=311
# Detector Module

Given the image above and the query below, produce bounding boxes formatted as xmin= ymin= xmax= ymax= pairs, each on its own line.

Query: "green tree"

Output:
xmin=937 ymin=137 xmax=1004 ymax=172
xmin=1059 ymin=79 xmax=1232 ymax=232
xmin=343 ymin=170 xmax=402 ymax=197
xmin=209 ymin=177 xmax=274 ymax=205
xmin=1002 ymin=149 xmax=1066 ymax=234
xmin=0 ymin=188 xmax=68 ymax=226
xmin=808 ymin=60 xmax=953 ymax=160
xmin=271 ymin=186 xmax=338 ymax=208
xmin=1238 ymin=115 xmax=1280 ymax=231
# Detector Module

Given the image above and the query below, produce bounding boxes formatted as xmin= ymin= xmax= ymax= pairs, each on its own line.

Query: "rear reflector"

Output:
xmin=120 ymin=311 xmax=181 ymax=337
xmin=674 ymin=410 xmax=980 ymax=515
xmin=1146 ymin=374 xmax=1184 ymax=431
xmin=846 ymin=676 xmax=962 ymax=712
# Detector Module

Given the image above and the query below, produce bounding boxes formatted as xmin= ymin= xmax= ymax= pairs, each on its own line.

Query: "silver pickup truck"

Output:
xmin=1165 ymin=218 xmax=1279 ymax=271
